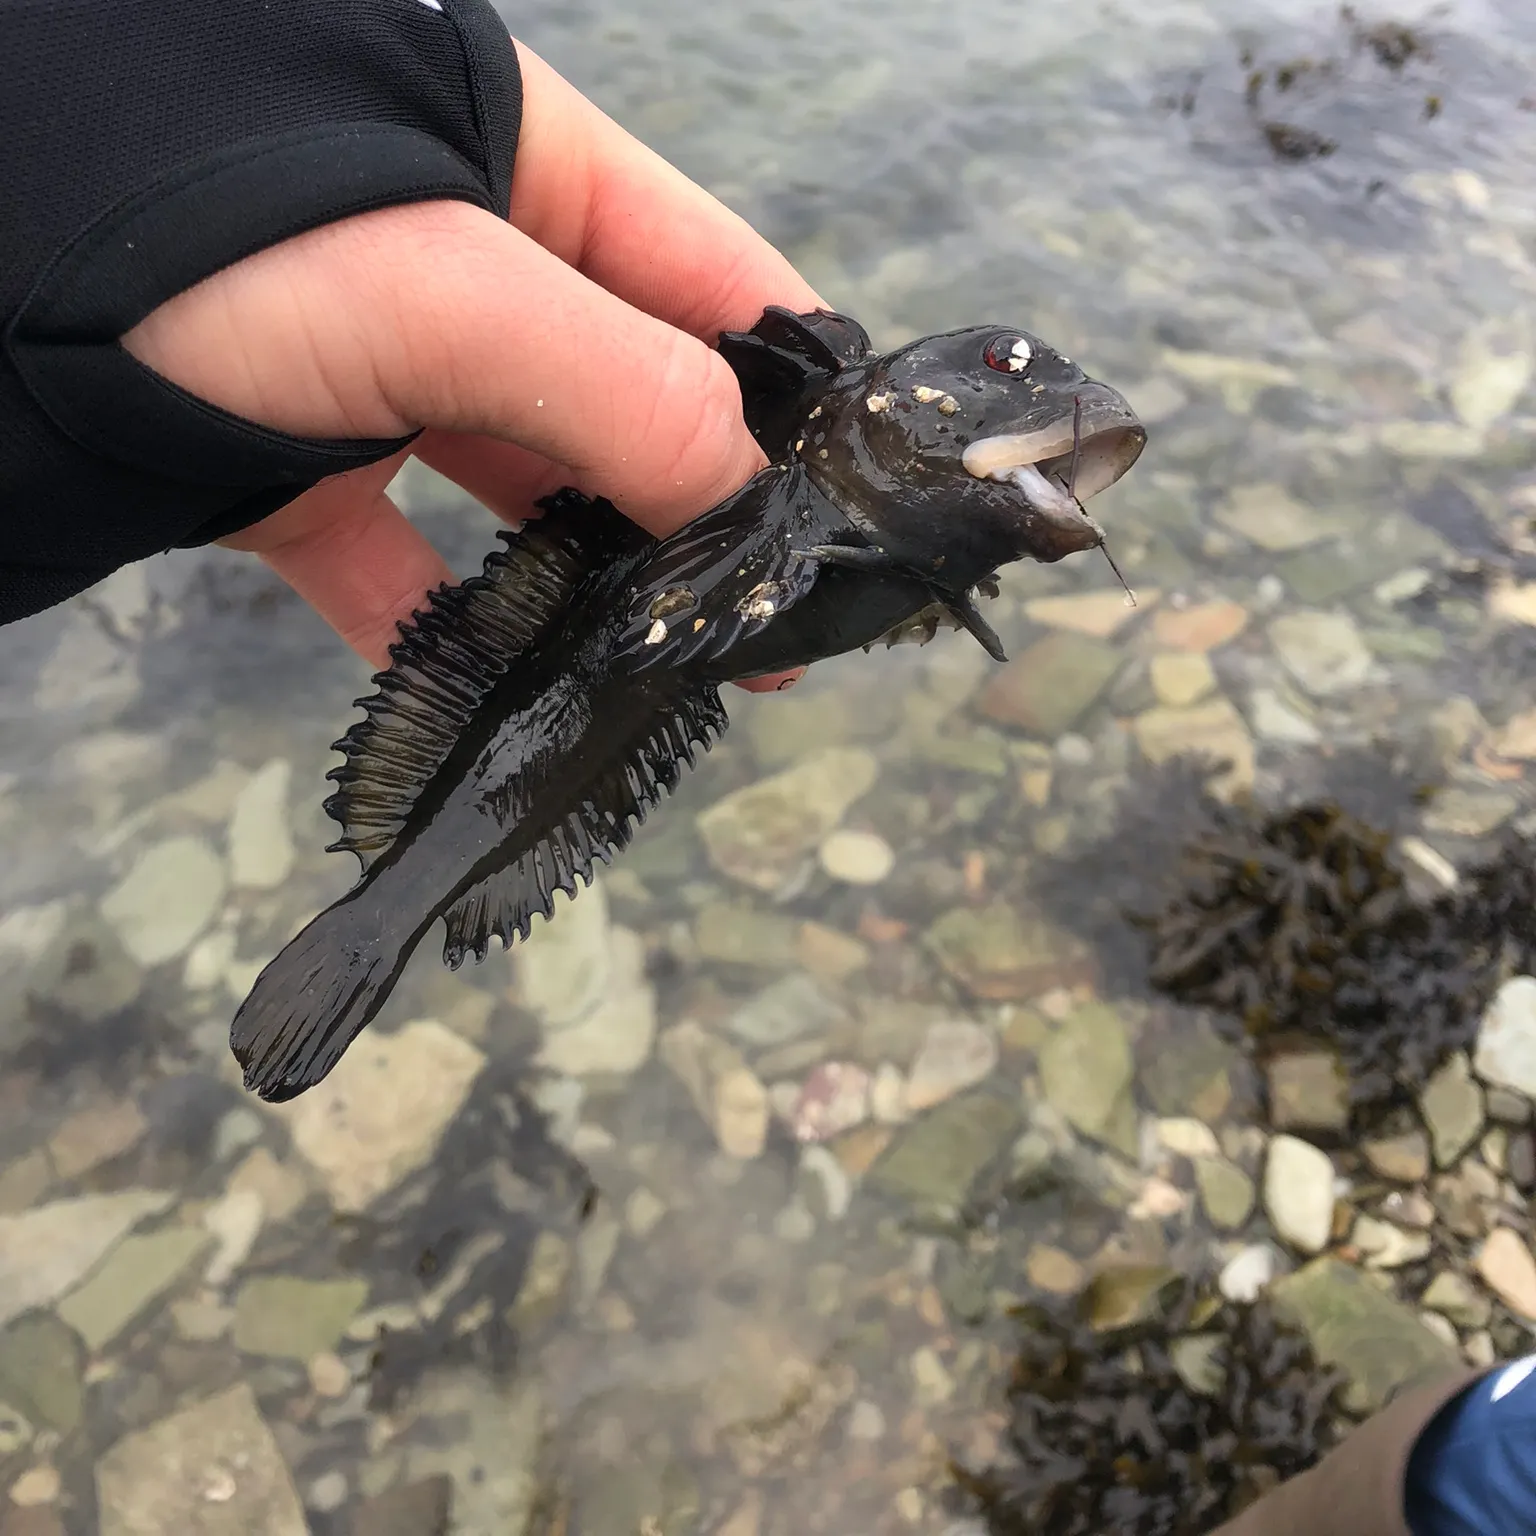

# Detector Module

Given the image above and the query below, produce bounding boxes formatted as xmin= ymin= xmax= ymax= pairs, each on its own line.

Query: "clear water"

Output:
xmin=4 ymin=0 xmax=1536 ymax=1531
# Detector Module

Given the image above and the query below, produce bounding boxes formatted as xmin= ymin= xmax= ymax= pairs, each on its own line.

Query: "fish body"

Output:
xmin=232 ymin=307 xmax=1147 ymax=1101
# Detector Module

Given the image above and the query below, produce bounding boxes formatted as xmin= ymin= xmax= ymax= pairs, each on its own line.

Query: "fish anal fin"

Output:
xmin=439 ymin=686 xmax=730 ymax=968
xmin=325 ymin=493 xmax=651 ymax=876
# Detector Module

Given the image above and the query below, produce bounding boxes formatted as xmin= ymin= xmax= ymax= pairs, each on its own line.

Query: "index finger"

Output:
xmin=509 ymin=43 xmax=825 ymax=341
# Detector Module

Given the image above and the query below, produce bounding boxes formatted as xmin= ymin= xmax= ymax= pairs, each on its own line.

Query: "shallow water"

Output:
xmin=4 ymin=0 xmax=1536 ymax=1531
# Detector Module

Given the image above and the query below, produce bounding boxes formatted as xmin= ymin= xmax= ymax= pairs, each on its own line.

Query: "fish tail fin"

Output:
xmin=230 ymin=899 xmax=403 ymax=1103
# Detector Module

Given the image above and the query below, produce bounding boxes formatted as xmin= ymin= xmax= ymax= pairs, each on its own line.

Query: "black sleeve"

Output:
xmin=0 ymin=0 xmax=522 ymax=628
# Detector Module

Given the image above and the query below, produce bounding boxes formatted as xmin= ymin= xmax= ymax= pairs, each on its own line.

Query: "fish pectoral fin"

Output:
xmin=793 ymin=542 xmax=907 ymax=575
xmin=440 ymin=686 xmax=731 ymax=967
xmin=940 ymin=587 xmax=1009 ymax=664
xmin=616 ymin=465 xmax=824 ymax=673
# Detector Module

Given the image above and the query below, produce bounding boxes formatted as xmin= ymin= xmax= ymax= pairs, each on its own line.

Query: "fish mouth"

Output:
xmin=961 ymin=385 xmax=1146 ymax=560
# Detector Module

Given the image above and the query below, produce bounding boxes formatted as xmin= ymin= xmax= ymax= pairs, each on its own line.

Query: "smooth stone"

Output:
xmin=1026 ymin=1245 xmax=1086 ymax=1295
xmin=9 ymin=1467 xmax=60 ymax=1507
xmin=726 ymin=973 xmax=846 ymax=1049
xmin=233 ymin=1276 xmax=369 ymax=1360
xmin=1219 ymin=1244 xmax=1278 ymax=1304
xmin=1477 ymin=1228 xmax=1536 ymax=1322
xmin=910 ymin=1345 xmax=955 ymax=1406
xmin=1263 ymin=1135 xmax=1335 ymax=1254
xmin=1267 ymin=1051 xmax=1350 ymax=1135
xmin=226 ymin=1149 xmax=309 ymax=1224
xmin=1379 ymin=420 xmax=1486 ymax=460
xmin=659 ymin=1022 xmax=769 ymax=1159
xmin=790 ymin=1061 xmax=869 ymax=1145
xmin=1350 ymin=1216 xmax=1431 ymax=1270
xmin=1151 ymin=601 xmax=1249 ymax=653
xmin=1195 ymin=1157 xmax=1255 ymax=1231
xmin=798 ymin=1146 xmax=853 ymax=1221
xmin=202 ymin=1189 xmax=266 ymax=1288
xmin=1421 ymin=1271 xmax=1492 ymax=1330
xmin=1248 ymin=687 xmax=1322 ymax=746
xmin=905 ymin=1021 xmax=999 ymax=1112
xmin=1084 ymin=1265 xmax=1181 ymax=1332
xmin=1132 ymin=696 xmax=1254 ymax=799
xmin=1038 ymin=1003 xmax=1136 ymax=1158
xmin=100 ymin=835 xmax=227 ymax=966
xmin=924 ymin=902 xmax=1093 ymax=1001
xmin=1141 ymin=1022 xmax=1239 ymax=1122
xmin=1486 ymin=1086 xmax=1533 ymax=1126
xmin=818 ymin=829 xmax=895 ymax=886
xmin=514 ymin=881 xmax=612 ymax=1027
xmin=796 ymin=921 xmax=870 ymax=982
xmin=0 ymin=1315 xmax=84 ymax=1435
xmin=1268 ymin=612 xmax=1374 ymax=697
xmin=1022 ymin=589 xmax=1154 ymax=640
xmin=1511 ymin=1131 xmax=1536 ymax=1193
xmin=1169 ymin=1334 xmax=1226 ymax=1397
xmin=976 ymin=632 xmax=1122 ymax=738
xmin=1364 ymin=1131 xmax=1431 ymax=1183
xmin=1216 ymin=483 xmax=1338 ymax=551
xmin=306 ymin=1472 xmax=349 ymax=1514
xmin=57 ymin=1227 xmax=213 ymax=1351
xmin=1149 ymin=652 xmax=1216 ymax=708
xmin=1157 ymin=1118 xmax=1219 ymax=1160
xmin=1420 ymin=1052 xmax=1485 ymax=1168
xmin=269 ymin=1020 xmax=484 ymax=1213
xmin=347 ymin=1475 xmax=453 ymax=1536
xmin=47 ymin=1097 xmax=147 ymax=1181
xmin=227 ymin=759 xmax=296 ymax=891
xmin=867 ymin=1091 xmax=1022 ymax=1212
xmin=870 ymin=1063 xmax=909 ymax=1124
xmin=0 ymin=1190 xmax=173 ymax=1329
xmin=1450 ymin=322 xmax=1532 ymax=430
xmin=1421 ymin=787 xmax=1518 ymax=838
xmin=96 ymin=1383 xmax=307 ymax=1535
xmin=536 ymin=927 xmax=656 ymax=1076
xmin=694 ymin=904 xmax=801 ymax=969
xmin=697 ymin=748 xmax=879 ymax=893
xmin=1271 ymin=1257 xmax=1460 ymax=1413
xmin=1476 ymin=977 xmax=1536 ymax=1099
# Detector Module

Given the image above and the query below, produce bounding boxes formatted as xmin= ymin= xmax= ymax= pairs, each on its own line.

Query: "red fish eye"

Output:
xmin=984 ymin=334 xmax=1033 ymax=374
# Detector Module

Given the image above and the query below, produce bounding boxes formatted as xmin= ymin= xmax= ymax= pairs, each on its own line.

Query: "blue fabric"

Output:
xmin=1405 ymin=1355 xmax=1536 ymax=1535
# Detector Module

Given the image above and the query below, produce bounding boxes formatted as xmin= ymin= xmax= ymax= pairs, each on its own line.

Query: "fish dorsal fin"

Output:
xmin=440 ymin=686 xmax=730 ymax=965
xmin=718 ymin=306 xmax=873 ymax=459
xmin=323 ymin=492 xmax=650 ymax=873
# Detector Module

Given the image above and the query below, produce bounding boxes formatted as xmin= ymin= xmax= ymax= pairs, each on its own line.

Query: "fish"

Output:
xmin=230 ymin=306 xmax=1147 ymax=1102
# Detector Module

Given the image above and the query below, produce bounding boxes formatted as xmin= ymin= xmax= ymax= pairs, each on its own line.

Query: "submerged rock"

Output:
xmin=233 ymin=1276 xmax=369 ymax=1361
xmin=1475 ymin=976 xmax=1536 ymax=1099
xmin=925 ymin=903 xmax=1094 ymax=1001
xmin=1262 ymin=1136 xmax=1335 ymax=1255
xmin=977 ymin=633 xmax=1122 ymax=738
xmin=100 ymin=835 xmax=226 ymax=967
xmin=57 ymin=1226 xmax=212 ymax=1351
xmin=867 ymin=1091 xmax=1022 ymax=1213
xmin=1268 ymin=612 xmax=1373 ymax=697
xmin=228 ymin=759 xmax=296 ymax=891
xmin=1038 ymin=1003 xmax=1136 ymax=1157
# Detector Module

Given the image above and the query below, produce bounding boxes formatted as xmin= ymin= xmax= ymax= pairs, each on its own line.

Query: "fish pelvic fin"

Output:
xmin=441 ymin=684 xmax=731 ymax=967
xmin=231 ymin=897 xmax=405 ymax=1102
xmin=324 ymin=491 xmax=651 ymax=875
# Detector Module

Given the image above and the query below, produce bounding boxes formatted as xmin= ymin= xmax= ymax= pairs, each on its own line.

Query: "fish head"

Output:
xmin=802 ymin=325 xmax=1146 ymax=577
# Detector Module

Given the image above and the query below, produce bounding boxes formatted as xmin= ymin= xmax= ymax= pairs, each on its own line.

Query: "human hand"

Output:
xmin=121 ymin=42 xmax=821 ymax=692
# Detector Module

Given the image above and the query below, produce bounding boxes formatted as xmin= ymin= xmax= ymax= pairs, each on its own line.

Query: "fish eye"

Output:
xmin=984 ymin=335 xmax=1032 ymax=374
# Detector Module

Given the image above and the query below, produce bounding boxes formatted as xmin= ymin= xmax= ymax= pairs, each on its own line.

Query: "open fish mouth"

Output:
xmin=962 ymin=385 xmax=1147 ymax=560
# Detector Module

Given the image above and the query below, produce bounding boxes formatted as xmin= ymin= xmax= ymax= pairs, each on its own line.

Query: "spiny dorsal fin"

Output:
xmin=440 ymin=687 xmax=730 ymax=966
xmin=323 ymin=491 xmax=651 ymax=874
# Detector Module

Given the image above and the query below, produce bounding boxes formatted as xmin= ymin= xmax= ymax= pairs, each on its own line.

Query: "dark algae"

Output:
xmin=956 ymin=1281 xmax=1346 ymax=1535
xmin=230 ymin=307 xmax=1146 ymax=1101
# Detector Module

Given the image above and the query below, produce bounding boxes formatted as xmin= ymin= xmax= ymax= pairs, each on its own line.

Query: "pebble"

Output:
xmin=905 ymin=1020 xmax=999 ymax=1112
xmin=100 ymin=835 xmax=227 ymax=966
xmin=1132 ymin=697 xmax=1255 ymax=799
xmin=1022 ymin=589 xmax=1155 ymax=639
xmin=846 ymin=1400 xmax=886 ymax=1442
xmin=1449 ymin=321 xmax=1532 ymax=430
xmin=791 ymin=1062 xmax=869 ymax=1144
xmin=1267 ymin=1052 xmax=1349 ymax=1135
xmin=1419 ymin=1311 xmax=1460 ymax=1350
xmin=1151 ymin=600 xmax=1249 ymax=653
xmin=910 ymin=1346 xmax=955 ymax=1406
xmin=1486 ymin=1086 xmax=1533 ymax=1126
xmin=536 ymin=927 xmax=657 ymax=1077
xmin=870 ymin=1063 xmax=910 ymax=1124
xmin=1219 ymin=1244 xmax=1277 ymax=1303
xmin=715 ymin=1067 xmax=770 ymax=1160
xmin=1263 ymin=1135 xmax=1336 ymax=1254
xmin=1475 ymin=976 xmax=1536 ymax=1099
xmin=1026 ymin=1245 xmax=1085 ymax=1295
xmin=1038 ymin=1002 xmax=1137 ymax=1156
xmin=9 ymin=1466 xmax=60 ymax=1507
xmin=1351 ymin=1216 xmax=1431 ymax=1270
xmin=1158 ymin=1118 xmax=1220 ymax=1160
xmin=47 ymin=1098 xmax=148 ymax=1181
xmin=1216 ymin=483 xmax=1338 ymax=551
xmin=818 ymin=828 xmax=895 ymax=886
xmin=976 ymin=633 xmax=1122 ymax=738
xmin=1510 ymin=1132 xmax=1536 ymax=1192
xmin=1363 ymin=1131 xmax=1431 ymax=1184
xmin=201 ymin=1189 xmax=264 ymax=1288
xmin=1195 ymin=1156 xmax=1255 ymax=1231
xmin=58 ymin=1226 xmax=212 ymax=1351
xmin=1421 ymin=1271 xmax=1492 ymax=1330
xmin=227 ymin=759 xmax=296 ymax=890
xmin=799 ymin=1146 xmax=853 ymax=1221
xmin=624 ymin=1187 xmax=667 ymax=1239
xmin=305 ymin=1472 xmax=349 ymax=1514
xmin=1268 ymin=611 xmax=1374 ymax=696
xmin=1420 ymin=1052 xmax=1485 ymax=1168
xmin=1477 ymin=1228 xmax=1536 ymax=1321
xmin=1248 ymin=687 xmax=1322 ymax=746
xmin=1149 ymin=652 xmax=1216 ymax=708
xmin=727 ymin=973 xmax=846 ymax=1048
xmin=306 ymin=1352 xmax=352 ymax=1398
xmin=1465 ymin=1331 xmax=1497 ymax=1369
xmin=271 ymin=1019 xmax=485 ymax=1212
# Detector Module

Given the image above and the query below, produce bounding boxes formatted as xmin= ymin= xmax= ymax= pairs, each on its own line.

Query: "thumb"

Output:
xmin=122 ymin=197 xmax=768 ymax=536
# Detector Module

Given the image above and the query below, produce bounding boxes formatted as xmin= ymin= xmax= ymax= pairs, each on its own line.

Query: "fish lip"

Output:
xmin=961 ymin=386 xmax=1146 ymax=561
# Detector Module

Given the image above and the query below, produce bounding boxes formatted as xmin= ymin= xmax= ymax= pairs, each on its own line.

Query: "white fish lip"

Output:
xmin=961 ymin=391 xmax=1147 ymax=504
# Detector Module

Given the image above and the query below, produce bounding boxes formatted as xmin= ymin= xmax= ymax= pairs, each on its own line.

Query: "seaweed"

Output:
xmin=955 ymin=1282 xmax=1345 ymax=1535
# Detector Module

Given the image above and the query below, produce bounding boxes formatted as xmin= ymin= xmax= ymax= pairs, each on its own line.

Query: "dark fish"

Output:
xmin=231 ymin=307 xmax=1147 ymax=1101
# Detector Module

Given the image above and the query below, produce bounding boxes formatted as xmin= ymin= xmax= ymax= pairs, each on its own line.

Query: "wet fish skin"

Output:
xmin=230 ymin=307 xmax=1147 ymax=1102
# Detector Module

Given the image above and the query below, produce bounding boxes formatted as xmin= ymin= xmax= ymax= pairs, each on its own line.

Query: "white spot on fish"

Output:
xmin=795 ymin=438 xmax=805 ymax=452
xmin=866 ymin=390 xmax=896 ymax=413
xmin=937 ymin=395 xmax=959 ymax=415
xmin=912 ymin=385 xmax=945 ymax=403
xmin=645 ymin=619 xmax=668 ymax=645
xmin=818 ymin=448 xmax=829 ymax=458
xmin=809 ymin=405 xmax=823 ymax=419
xmin=1007 ymin=338 xmax=1032 ymax=372
xmin=738 ymin=582 xmax=784 ymax=621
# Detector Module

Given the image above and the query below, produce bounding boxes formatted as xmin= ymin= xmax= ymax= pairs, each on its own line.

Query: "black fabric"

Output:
xmin=0 ymin=0 xmax=522 ymax=626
